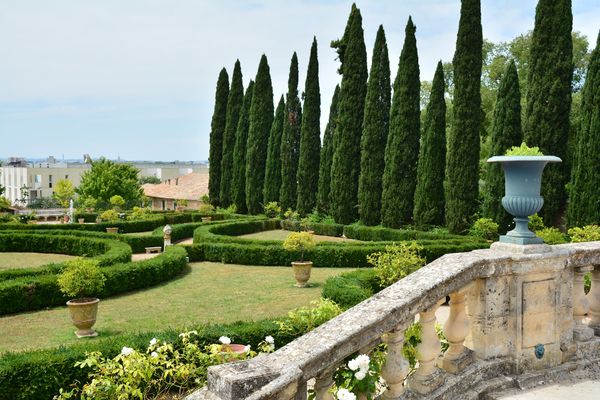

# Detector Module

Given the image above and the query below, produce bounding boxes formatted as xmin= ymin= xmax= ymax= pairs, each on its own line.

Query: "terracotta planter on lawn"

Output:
xmin=78 ymin=218 xmax=85 ymax=224
xmin=292 ymin=261 xmax=313 ymax=288
xmin=66 ymin=298 xmax=100 ymax=338
xmin=106 ymin=227 xmax=119 ymax=234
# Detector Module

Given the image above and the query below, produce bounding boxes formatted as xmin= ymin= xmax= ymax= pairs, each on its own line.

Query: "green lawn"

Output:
xmin=0 ymin=252 xmax=77 ymax=271
xmin=122 ymin=231 xmax=155 ymax=236
xmin=238 ymin=229 xmax=359 ymax=242
xmin=0 ymin=262 xmax=353 ymax=353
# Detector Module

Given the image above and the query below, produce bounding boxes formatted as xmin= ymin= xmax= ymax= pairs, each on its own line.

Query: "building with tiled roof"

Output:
xmin=142 ymin=172 xmax=208 ymax=210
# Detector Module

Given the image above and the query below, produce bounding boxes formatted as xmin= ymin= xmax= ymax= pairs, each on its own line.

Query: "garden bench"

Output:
xmin=145 ymin=246 xmax=162 ymax=254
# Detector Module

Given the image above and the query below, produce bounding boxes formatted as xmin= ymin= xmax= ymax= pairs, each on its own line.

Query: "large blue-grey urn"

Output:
xmin=487 ymin=156 xmax=561 ymax=245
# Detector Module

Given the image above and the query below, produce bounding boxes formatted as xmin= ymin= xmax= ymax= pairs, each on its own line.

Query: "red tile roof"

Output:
xmin=142 ymin=172 xmax=208 ymax=201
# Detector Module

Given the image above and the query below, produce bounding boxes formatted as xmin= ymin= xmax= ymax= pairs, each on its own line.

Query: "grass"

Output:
xmin=0 ymin=252 xmax=77 ymax=271
xmin=0 ymin=262 xmax=354 ymax=353
xmin=122 ymin=231 xmax=155 ymax=236
xmin=238 ymin=229 xmax=359 ymax=242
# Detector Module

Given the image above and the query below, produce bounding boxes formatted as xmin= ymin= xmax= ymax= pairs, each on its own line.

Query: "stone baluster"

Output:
xmin=573 ymin=265 xmax=594 ymax=341
xmin=441 ymin=289 xmax=474 ymax=373
xmin=588 ymin=265 xmax=600 ymax=336
xmin=381 ymin=323 xmax=410 ymax=399
xmin=408 ymin=300 xmax=444 ymax=394
xmin=314 ymin=368 xmax=335 ymax=400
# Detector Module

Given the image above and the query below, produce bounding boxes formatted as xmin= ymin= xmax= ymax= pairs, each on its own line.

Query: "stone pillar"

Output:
xmin=408 ymin=301 xmax=444 ymax=394
xmin=314 ymin=369 xmax=335 ymax=400
xmin=163 ymin=224 xmax=172 ymax=248
xmin=587 ymin=265 xmax=600 ymax=336
xmin=381 ymin=323 xmax=409 ymax=399
xmin=442 ymin=289 xmax=474 ymax=373
xmin=573 ymin=265 xmax=594 ymax=341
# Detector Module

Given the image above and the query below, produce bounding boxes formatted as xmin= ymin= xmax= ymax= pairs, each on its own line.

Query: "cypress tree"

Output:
xmin=445 ymin=0 xmax=483 ymax=233
xmin=413 ymin=61 xmax=447 ymax=227
xmin=279 ymin=53 xmax=303 ymax=211
xmin=220 ymin=60 xmax=244 ymax=207
xmin=524 ymin=0 xmax=572 ymax=225
xmin=264 ymin=95 xmax=285 ymax=204
xmin=482 ymin=60 xmax=522 ymax=232
xmin=232 ymin=80 xmax=254 ymax=214
xmin=317 ymin=85 xmax=340 ymax=214
xmin=246 ymin=55 xmax=274 ymax=215
xmin=568 ymin=32 xmax=600 ymax=227
xmin=358 ymin=25 xmax=391 ymax=226
xmin=381 ymin=17 xmax=420 ymax=228
xmin=208 ymin=68 xmax=229 ymax=206
xmin=297 ymin=38 xmax=322 ymax=215
xmin=329 ymin=4 xmax=368 ymax=224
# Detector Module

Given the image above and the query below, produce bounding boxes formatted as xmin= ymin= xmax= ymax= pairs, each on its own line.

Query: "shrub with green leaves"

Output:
xmin=528 ymin=213 xmax=545 ymax=232
xmin=99 ymin=209 xmax=120 ymax=222
xmin=469 ymin=218 xmax=499 ymax=241
xmin=367 ymin=242 xmax=426 ymax=288
xmin=263 ymin=201 xmax=282 ymax=218
xmin=505 ymin=142 xmax=544 ymax=156
xmin=535 ymin=227 xmax=568 ymax=244
xmin=277 ymin=298 xmax=341 ymax=337
xmin=568 ymin=225 xmax=600 ymax=243
xmin=57 ymin=259 xmax=106 ymax=299
xmin=127 ymin=206 xmax=152 ymax=221
xmin=283 ymin=231 xmax=316 ymax=262
xmin=109 ymin=195 xmax=125 ymax=210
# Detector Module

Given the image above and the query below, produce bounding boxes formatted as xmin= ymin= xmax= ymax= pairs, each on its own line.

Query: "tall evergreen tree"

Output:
xmin=358 ymin=25 xmax=391 ymax=226
xmin=317 ymin=85 xmax=340 ymax=214
xmin=524 ymin=0 xmax=572 ymax=225
xmin=297 ymin=38 xmax=322 ymax=215
xmin=207 ymin=68 xmax=229 ymax=206
xmin=220 ymin=60 xmax=244 ymax=207
xmin=413 ymin=61 xmax=447 ymax=227
xmin=246 ymin=55 xmax=274 ymax=215
xmin=279 ymin=53 xmax=303 ymax=211
xmin=445 ymin=0 xmax=482 ymax=233
xmin=381 ymin=17 xmax=420 ymax=228
xmin=329 ymin=4 xmax=368 ymax=224
xmin=482 ymin=60 xmax=522 ymax=232
xmin=568 ymin=32 xmax=600 ymax=227
xmin=264 ymin=95 xmax=285 ymax=204
xmin=232 ymin=80 xmax=254 ymax=214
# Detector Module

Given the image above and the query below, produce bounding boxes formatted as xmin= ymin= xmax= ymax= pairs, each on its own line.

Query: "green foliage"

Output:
xmin=99 ymin=209 xmax=120 ymax=222
xmin=569 ymin=33 xmax=600 ymax=227
xmin=535 ymin=227 xmax=568 ymax=244
xmin=264 ymin=96 xmax=286 ymax=204
xmin=524 ymin=0 xmax=572 ymax=225
xmin=57 ymin=259 xmax=106 ymax=299
xmin=358 ymin=25 xmax=390 ymax=226
xmin=246 ymin=55 xmax=274 ymax=215
xmin=53 ymin=179 xmax=75 ymax=208
xmin=568 ymin=225 xmax=600 ymax=242
xmin=232 ymin=81 xmax=255 ymax=214
xmin=279 ymin=52 xmax=303 ymax=211
xmin=414 ymin=61 xmax=446 ymax=227
xmin=322 ymin=269 xmax=381 ymax=309
xmin=333 ymin=347 xmax=385 ymax=398
xmin=220 ymin=60 xmax=244 ymax=207
xmin=528 ymin=213 xmax=545 ymax=232
xmin=263 ymin=202 xmax=281 ymax=218
xmin=381 ymin=17 xmax=421 ymax=228
xmin=445 ymin=0 xmax=483 ymax=234
xmin=138 ymin=176 xmax=161 ymax=185
xmin=483 ymin=61 xmax=522 ymax=233
xmin=330 ymin=4 xmax=368 ymax=224
xmin=505 ymin=142 xmax=544 ymax=156
xmin=127 ymin=207 xmax=152 ymax=221
xmin=317 ymin=85 xmax=340 ymax=214
xmin=469 ymin=218 xmax=499 ymax=241
xmin=0 ymin=197 xmax=12 ymax=210
xmin=76 ymin=158 xmax=141 ymax=207
xmin=208 ymin=68 xmax=230 ymax=207
xmin=297 ymin=37 xmax=322 ymax=215
xmin=283 ymin=231 xmax=316 ymax=261
xmin=109 ymin=194 xmax=125 ymax=210
xmin=367 ymin=242 xmax=426 ymax=287
xmin=276 ymin=298 xmax=341 ymax=337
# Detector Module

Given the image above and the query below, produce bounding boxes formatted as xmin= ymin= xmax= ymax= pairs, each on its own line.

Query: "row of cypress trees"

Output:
xmin=209 ymin=0 xmax=598 ymax=231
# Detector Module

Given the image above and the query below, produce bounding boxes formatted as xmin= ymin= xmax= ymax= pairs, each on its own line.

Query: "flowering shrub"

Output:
xmin=367 ymin=242 xmax=426 ymax=287
xmin=54 ymin=331 xmax=276 ymax=400
xmin=333 ymin=351 xmax=385 ymax=399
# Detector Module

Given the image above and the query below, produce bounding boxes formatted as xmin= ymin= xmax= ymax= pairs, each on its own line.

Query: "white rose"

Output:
xmin=355 ymin=370 xmax=366 ymax=381
xmin=355 ymin=354 xmax=370 ymax=369
xmin=336 ymin=388 xmax=356 ymax=400
xmin=150 ymin=351 xmax=159 ymax=358
xmin=121 ymin=347 xmax=134 ymax=356
xmin=347 ymin=358 xmax=359 ymax=371
xmin=244 ymin=345 xmax=251 ymax=353
xmin=149 ymin=338 xmax=157 ymax=346
xmin=265 ymin=335 xmax=275 ymax=344
xmin=219 ymin=336 xmax=231 ymax=345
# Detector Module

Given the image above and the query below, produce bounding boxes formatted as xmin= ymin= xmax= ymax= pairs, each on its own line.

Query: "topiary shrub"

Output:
xmin=99 ymin=209 xmax=120 ymax=222
xmin=57 ymin=259 xmax=106 ymax=299
xmin=263 ymin=202 xmax=282 ymax=218
xmin=505 ymin=142 xmax=544 ymax=156
xmin=283 ymin=232 xmax=316 ymax=262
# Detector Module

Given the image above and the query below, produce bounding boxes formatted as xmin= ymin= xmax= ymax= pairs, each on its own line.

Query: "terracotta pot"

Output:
xmin=202 ymin=216 xmax=213 ymax=223
xmin=292 ymin=261 xmax=313 ymax=288
xmin=78 ymin=218 xmax=85 ymax=224
xmin=106 ymin=227 xmax=119 ymax=234
xmin=66 ymin=298 xmax=100 ymax=338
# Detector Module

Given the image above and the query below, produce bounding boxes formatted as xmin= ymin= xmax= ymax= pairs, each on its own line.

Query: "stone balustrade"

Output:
xmin=188 ymin=241 xmax=600 ymax=400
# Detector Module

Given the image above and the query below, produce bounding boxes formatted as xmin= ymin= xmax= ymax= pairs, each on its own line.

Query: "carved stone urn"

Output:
xmin=66 ymin=298 xmax=100 ymax=338
xmin=292 ymin=261 xmax=313 ymax=288
xmin=487 ymin=155 xmax=561 ymax=245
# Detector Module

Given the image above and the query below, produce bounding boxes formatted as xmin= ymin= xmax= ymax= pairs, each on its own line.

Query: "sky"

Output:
xmin=0 ymin=0 xmax=598 ymax=162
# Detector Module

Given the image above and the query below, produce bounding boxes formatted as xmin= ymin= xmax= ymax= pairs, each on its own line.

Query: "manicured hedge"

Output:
xmin=0 ymin=245 xmax=187 ymax=315
xmin=322 ymin=269 xmax=381 ymax=308
xmin=341 ymin=224 xmax=467 ymax=241
xmin=0 ymin=318 xmax=296 ymax=400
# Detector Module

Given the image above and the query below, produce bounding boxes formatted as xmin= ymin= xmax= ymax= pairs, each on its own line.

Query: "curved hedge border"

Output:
xmin=0 ymin=240 xmax=187 ymax=315
xmin=322 ymin=269 xmax=382 ymax=309
xmin=187 ymin=219 xmax=489 ymax=268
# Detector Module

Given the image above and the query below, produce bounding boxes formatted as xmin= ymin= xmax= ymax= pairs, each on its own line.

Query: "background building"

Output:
xmin=142 ymin=172 xmax=208 ymax=211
